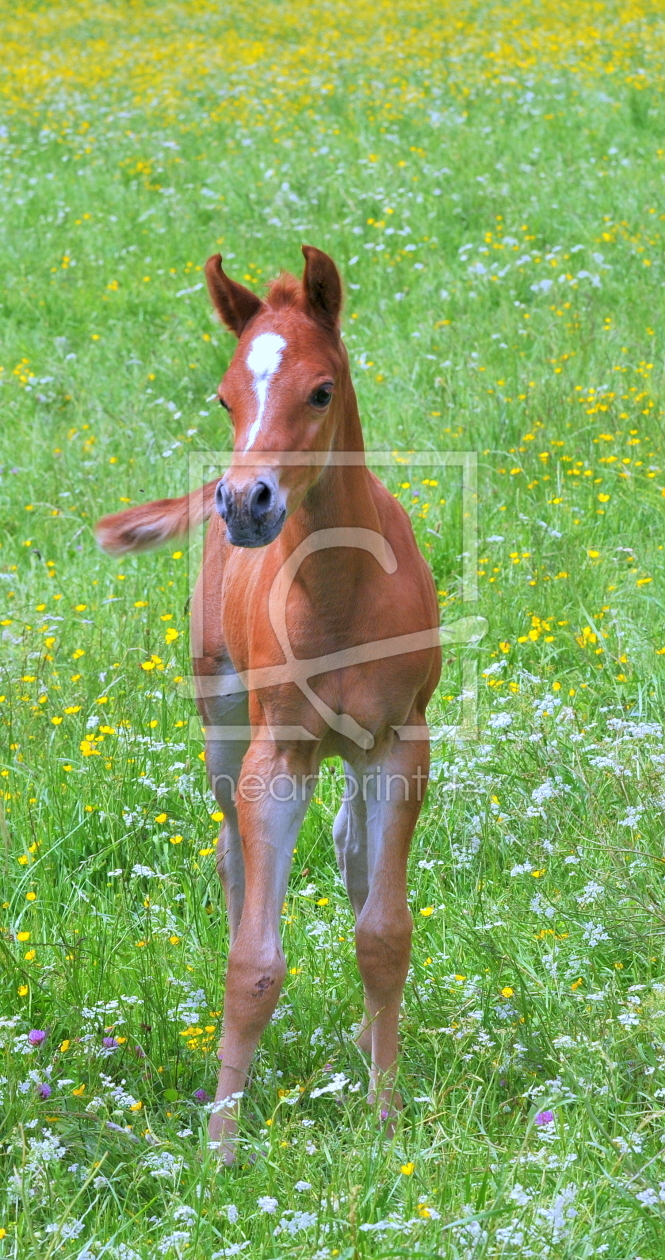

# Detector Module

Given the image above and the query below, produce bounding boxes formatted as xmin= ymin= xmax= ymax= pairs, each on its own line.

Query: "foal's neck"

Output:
xmin=294 ymin=365 xmax=378 ymax=533
xmin=279 ymin=362 xmax=382 ymax=597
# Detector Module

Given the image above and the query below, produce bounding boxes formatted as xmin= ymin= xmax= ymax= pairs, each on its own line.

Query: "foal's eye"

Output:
xmin=219 ymin=396 xmax=230 ymax=411
xmin=309 ymin=384 xmax=333 ymax=409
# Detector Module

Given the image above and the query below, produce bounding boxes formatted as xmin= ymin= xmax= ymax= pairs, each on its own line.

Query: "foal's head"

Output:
xmin=205 ymin=245 xmax=348 ymax=548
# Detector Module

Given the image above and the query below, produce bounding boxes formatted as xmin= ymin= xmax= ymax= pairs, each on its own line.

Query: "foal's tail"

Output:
xmin=95 ymin=479 xmax=219 ymax=556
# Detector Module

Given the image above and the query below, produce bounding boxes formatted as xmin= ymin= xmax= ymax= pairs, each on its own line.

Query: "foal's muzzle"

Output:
xmin=215 ymin=472 xmax=286 ymax=548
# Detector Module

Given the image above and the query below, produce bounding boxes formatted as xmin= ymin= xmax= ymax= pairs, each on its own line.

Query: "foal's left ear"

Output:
xmin=301 ymin=245 xmax=343 ymax=328
xmin=204 ymin=254 xmax=264 ymax=337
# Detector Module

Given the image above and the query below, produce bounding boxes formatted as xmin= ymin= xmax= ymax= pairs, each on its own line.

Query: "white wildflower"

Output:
xmin=531 ymin=778 xmax=557 ymax=805
xmin=613 ymin=1132 xmax=644 ymax=1154
xmin=508 ymin=1183 xmax=532 ymax=1206
xmin=618 ymin=806 xmax=644 ymax=828
xmin=482 ymin=661 xmax=506 ymax=678
xmin=488 ymin=711 xmax=512 ymax=728
xmin=495 ymin=1225 xmax=525 ymax=1245
xmin=582 ymin=921 xmax=610 ymax=947
xmin=538 ymin=1184 xmax=577 ymax=1242
xmin=617 ymin=1010 xmax=640 ymax=1028
xmin=576 ymin=880 xmax=604 ymax=907
xmin=27 ymin=1130 xmax=66 ymax=1168
xmin=530 ymin=891 xmax=555 ymax=918
xmin=310 ymin=1072 xmax=349 ymax=1098
xmin=275 ymin=1210 xmax=318 ymax=1236
xmin=257 ymin=1196 xmax=279 ymax=1214
xmin=143 ymin=1150 xmax=183 ymax=1178
xmin=157 ymin=1231 xmax=191 ymax=1255
xmin=45 ymin=1219 xmax=84 ymax=1240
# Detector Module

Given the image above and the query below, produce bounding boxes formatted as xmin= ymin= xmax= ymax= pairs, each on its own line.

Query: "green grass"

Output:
xmin=4 ymin=1 xmax=665 ymax=1255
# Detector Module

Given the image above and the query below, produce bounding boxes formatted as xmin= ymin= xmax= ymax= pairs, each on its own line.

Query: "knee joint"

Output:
xmin=355 ymin=916 xmax=412 ymax=974
xmin=227 ymin=943 xmax=286 ymax=998
xmin=225 ymin=945 xmax=285 ymax=1036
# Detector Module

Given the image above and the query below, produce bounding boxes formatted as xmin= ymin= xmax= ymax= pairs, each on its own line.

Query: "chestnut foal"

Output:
xmin=96 ymin=246 xmax=441 ymax=1160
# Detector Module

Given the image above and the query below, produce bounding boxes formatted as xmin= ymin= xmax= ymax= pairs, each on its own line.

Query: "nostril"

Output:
xmin=215 ymin=479 xmax=230 ymax=520
xmin=249 ymin=479 xmax=274 ymax=523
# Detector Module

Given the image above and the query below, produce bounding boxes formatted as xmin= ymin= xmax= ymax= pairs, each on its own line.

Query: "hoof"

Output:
xmin=208 ymin=1110 xmax=239 ymax=1164
xmin=209 ymin=1138 xmax=238 ymax=1166
xmin=379 ymin=1106 xmax=399 ymax=1138
xmin=368 ymin=1086 xmax=403 ymax=1137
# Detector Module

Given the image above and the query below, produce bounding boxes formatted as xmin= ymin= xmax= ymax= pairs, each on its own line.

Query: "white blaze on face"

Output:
xmin=244 ymin=331 xmax=287 ymax=451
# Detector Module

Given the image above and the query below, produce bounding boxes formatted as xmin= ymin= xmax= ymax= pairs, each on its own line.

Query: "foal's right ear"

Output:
xmin=204 ymin=254 xmax=264 ymax=337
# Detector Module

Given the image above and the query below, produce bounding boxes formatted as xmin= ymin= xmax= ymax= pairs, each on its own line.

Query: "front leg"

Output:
xmin=209 ymin=743 xmax=314 ymax=1161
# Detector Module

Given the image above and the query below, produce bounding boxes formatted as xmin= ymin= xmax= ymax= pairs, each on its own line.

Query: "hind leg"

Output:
xmin=355 ymin=729 xmax=429 ymax=1126
xmin=333 ymin=762 xmax=372 ymax=1053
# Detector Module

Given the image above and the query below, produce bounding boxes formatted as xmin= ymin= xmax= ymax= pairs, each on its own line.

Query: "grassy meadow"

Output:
xmin=4 ymin=0 xmax=665 ymax=1254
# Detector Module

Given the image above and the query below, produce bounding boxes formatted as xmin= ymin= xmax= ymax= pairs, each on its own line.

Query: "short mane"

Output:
xmin=265 ymin=271 xmax=302 ymax=309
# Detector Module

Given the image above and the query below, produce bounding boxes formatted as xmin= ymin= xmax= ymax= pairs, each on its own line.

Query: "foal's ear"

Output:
xmin=301 ymin=245 xmax=343 ymax=328
xmin=204 ymin=254 xmax=264 ymax=337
